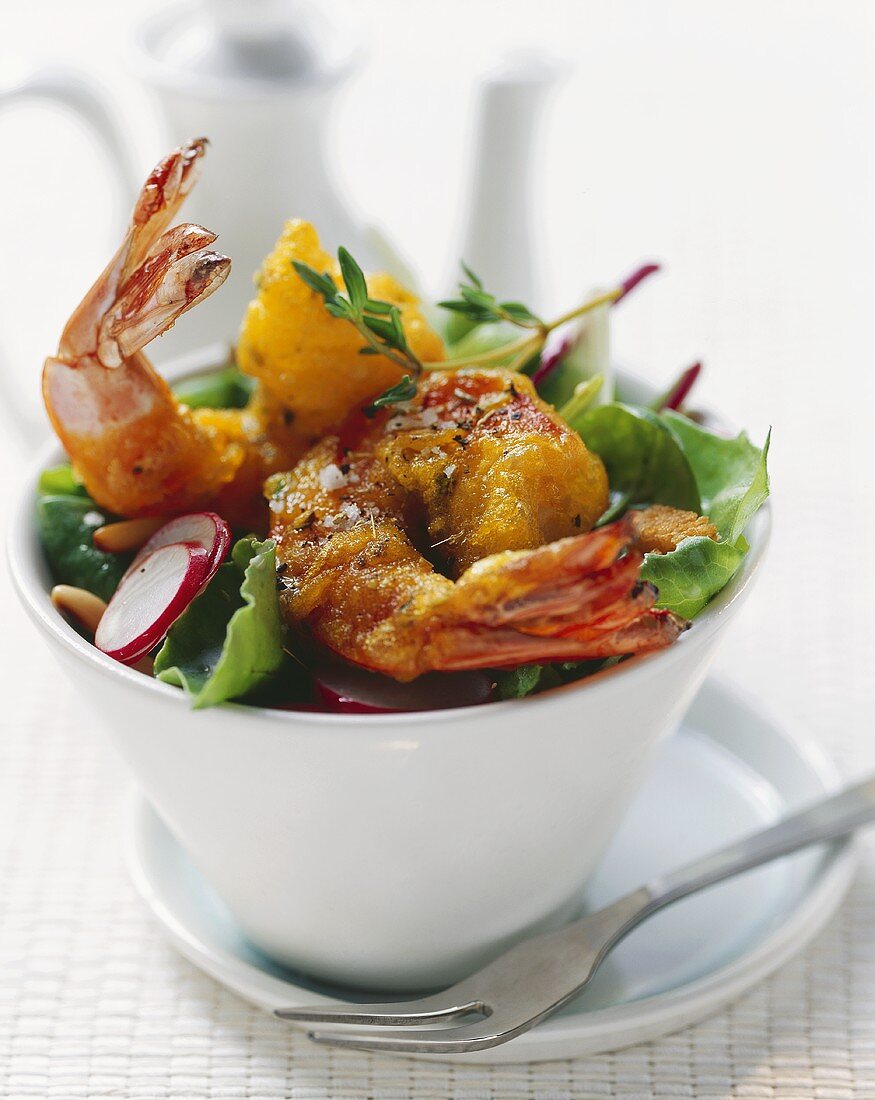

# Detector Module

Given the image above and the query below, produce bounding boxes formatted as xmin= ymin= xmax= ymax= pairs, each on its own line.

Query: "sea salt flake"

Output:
xmin=386 ymin=404 xmax=444 ymax=432
xmin=339 ymin=502 xmax=362 ymax=527
xmin=444 ymin=464 xmax=456 ymax=477
xmin=318 ymin=463 xmax=347 ymax=491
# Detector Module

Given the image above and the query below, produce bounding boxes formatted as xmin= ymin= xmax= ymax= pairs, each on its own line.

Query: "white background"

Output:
xmin=2 ymin=2 xmax=875 ymax=1096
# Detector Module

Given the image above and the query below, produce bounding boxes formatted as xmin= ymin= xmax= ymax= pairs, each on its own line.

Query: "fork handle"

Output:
xmin=643 ymin=773 xmax=875 ymax=914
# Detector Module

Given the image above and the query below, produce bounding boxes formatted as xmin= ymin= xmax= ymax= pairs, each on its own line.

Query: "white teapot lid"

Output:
xmin=135 ymin=0 xmax=362 ymax=96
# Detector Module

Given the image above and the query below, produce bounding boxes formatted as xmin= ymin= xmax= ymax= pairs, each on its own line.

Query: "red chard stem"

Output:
xmin=533 ymin=261 xmax=663 ymax=388
xmin=659 ymin=361 xmax=702 ymax=411
xmin=614 ymin=263 xmax=661 ymax=305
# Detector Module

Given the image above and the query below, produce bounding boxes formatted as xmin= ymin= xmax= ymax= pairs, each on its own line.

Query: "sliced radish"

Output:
xmin=96 ymin=543 xmax=211 ymax=665
xmin=128 ymin=512 xmax=231 ymax=578
xmin=312 ymin=647 xmax=494 ymax=712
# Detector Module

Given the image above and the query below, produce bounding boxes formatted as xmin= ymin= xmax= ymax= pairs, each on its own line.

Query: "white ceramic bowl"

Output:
xmin=8 ymin=357 xmax=770 ymax=991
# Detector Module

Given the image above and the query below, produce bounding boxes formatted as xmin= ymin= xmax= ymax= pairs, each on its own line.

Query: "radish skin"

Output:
xmin=128 ymin=512 xmax=231 ymax=578
xmin=96 ymin=543 xmax=212 ymax=665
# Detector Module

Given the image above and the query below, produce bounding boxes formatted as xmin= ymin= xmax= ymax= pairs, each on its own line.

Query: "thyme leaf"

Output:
xmin=438 ymin=263 xmax=544 ymax=329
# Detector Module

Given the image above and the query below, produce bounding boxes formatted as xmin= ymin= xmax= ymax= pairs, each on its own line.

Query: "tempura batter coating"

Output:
xmin=375 ymin=369 xmax=609 ymax=572
xmin=632 ymin=504 xmax=718 ymax=554
xmin=237 ymin=220 xmax=446 ymax=446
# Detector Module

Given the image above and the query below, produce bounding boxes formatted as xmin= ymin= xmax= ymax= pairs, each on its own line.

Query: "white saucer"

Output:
xmin=126 ymin=679 xmax=857 ymax=1064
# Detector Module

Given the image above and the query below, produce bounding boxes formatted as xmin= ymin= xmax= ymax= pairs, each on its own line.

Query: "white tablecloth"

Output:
xmin=3 ymin=1 xmax=875 ymax=1095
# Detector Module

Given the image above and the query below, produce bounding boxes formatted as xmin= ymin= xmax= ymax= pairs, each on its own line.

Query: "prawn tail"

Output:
xmin=58 ymin=139 xmax=216 ymax=364
xmin=126 ymin=138 xmax=209 ymax=275
xmin=422 ymin=518 xmax=690 ymax=673
xmin=560 ymin=607 xmax=691 ymax=659
xmin=98 ymin=225 xmax=230 ymax=367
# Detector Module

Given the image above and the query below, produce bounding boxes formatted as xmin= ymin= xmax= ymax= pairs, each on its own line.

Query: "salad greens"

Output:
xmin=38 ymin=464 xmax=90 ymax=498
xmin=494 ymin=663 xmax=561 ymax=700
xmin=36 ymin=466 xmax=131 ymax=602
xmin=493 ymin=660 xmax=609 ymax=701
xmin=574 ymin=403 xmax=700 ymax=518
xmin=446 ymin=321 xmax=518 ymax=364
xmin=661 ymin=412 xmax=770 ymax=542
xmin=640 ymin=536 xmax=748 ymax=619
xmin=172 ymin=365 xmax=255 ymax=410
xmin=637 ymin=413 xmax=770 ymax=619
xmin=154 ymin=537 xmax=284 ymax=708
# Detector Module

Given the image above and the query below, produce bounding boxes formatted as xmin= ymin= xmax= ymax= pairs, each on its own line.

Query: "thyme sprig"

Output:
xmin=437 ymin=263 xmax=544 ymax=329
xmin=293 ymin=250 xmax=621 ymax=412
xmin=292 ymin=249 xmax=423 ymax=414
xmin=432 ymin=285 xmax=620 ymax=373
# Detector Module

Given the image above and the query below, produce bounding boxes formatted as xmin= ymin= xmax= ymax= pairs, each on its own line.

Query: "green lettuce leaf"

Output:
xmin=155 ymin=536 xmax=284 ymax=708
xmin=575 ymin=403 xmax=700 ymax=516
xmin=38 ymin=464 xmax=90 ymax=497
xmin=446 ymin=321 xmax=517 ymax=359
xmin=493 ymin=664 xmax=561 ymax=700
xmin=172 ymin=366 xmax=255 ymax=410
xmin=640 ymin=535 xmax=748 ymax=618
xmin=36 ymin=490 xmax=130 ymax=601
xmin=662 ymin=411 xmax=771 ymax=541
xmin=638 ymin=416 xmax=771 ymax=617
xmin=493 ymin=659 xmax=609 ymax=699
xmin=443 ymin=310 xmax=479 ymax=347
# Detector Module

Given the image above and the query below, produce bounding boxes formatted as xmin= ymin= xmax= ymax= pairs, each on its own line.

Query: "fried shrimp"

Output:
xmin=373 ymin=369 xmax=609 ymax=571
xmin=37 ymin=138 xmax=277 ymax=519
xmin=267 ymin=368 xmax=686 ymax=680
xmin=41 ymin=139 xmax=244 ymax=517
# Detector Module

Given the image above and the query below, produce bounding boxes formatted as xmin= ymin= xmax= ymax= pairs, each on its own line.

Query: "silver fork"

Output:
xmin=276 ymin=773 xmax=875 ymax=1054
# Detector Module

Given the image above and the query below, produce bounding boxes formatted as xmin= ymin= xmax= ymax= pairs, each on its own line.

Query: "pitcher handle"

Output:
xmin=0 ymin=67 xmax=138 ymax=449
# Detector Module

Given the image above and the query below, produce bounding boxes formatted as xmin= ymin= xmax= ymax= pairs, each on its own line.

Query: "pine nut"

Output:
xmin=93 ymin=517 xmax=165 ymax=553
xmin=51 ymin=585 xmax=107 ymax=634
